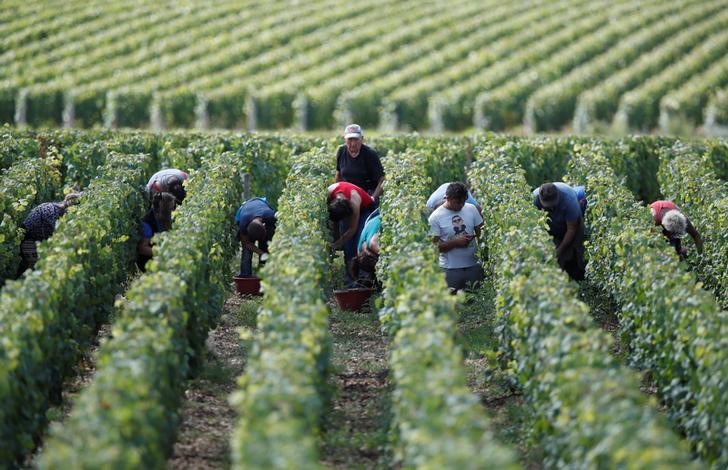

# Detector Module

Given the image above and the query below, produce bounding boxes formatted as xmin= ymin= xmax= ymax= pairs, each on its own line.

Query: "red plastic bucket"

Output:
xmin=333 ymin=288 xmax=375 ymax=311
xmin=233 ymin=276 xmax=262 ymax=296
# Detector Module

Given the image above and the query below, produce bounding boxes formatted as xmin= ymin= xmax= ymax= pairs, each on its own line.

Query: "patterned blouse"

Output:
xmin=22 ymin=202 xmax=65 ymax=241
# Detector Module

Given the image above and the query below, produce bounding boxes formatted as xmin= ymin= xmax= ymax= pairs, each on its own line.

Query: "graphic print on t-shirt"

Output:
xmin=452 ymin=215 xmax=467 ymax=236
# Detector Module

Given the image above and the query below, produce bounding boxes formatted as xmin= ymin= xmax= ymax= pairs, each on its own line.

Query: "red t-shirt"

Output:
xmin=650 ymin=200 xmax=678 ymax=225
xmin=329 ymin=182 xmax=373 ymax=209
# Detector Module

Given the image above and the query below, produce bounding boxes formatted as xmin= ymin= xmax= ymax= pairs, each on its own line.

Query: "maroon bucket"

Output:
xmin=233 ymin=276 xmax=263 ymax=296
xmin=333 ymin=288 xmax=376 ymax=311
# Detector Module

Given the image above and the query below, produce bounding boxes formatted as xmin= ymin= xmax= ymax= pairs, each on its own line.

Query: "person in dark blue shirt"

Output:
xmin=533 ymin=182 xmax=587 ymax=281
xmin=235 ymin=198 xmax=277 ymax=278
xmin=136 ymin=192 xmax=177 ymax=272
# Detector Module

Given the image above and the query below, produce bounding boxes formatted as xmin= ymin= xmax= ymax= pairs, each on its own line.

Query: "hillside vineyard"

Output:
xmin=2 ymin=0 xmax=728 ymax=134
xmin=0 ymin=128 xmax=726 ymax=467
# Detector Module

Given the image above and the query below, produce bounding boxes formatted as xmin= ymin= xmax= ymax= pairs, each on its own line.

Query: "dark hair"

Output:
xmin=348 ymin=252 xmax=378 ymax=286
xmin=247 ymin=219 xmax=267 ymax=242
xmin=358 ymin=251 xmax=379 ymax=273
xmin=328 ymin=198 xmax=353 ymax=222
xmin=445 ymin=182 xmax=468 ymax=201
xmin=166 ymin=177 xmax=187 ymax=204
xmin=152 ymin=192 xmax=177 ymax=231
xmin=539 ymin=183 xmax=559 ymax=207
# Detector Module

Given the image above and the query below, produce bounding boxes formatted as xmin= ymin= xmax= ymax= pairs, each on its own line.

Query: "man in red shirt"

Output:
xmin=649 ymin=200 xmax=703 ymax=259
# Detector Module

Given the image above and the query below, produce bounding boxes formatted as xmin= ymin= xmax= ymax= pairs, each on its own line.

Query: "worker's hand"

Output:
xmin=455 ymin=233 xmax=471 ymax=247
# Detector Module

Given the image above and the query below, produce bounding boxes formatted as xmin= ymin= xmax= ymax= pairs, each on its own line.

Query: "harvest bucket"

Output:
xmin=333 ymin=288 xmax=375 ymax=311
xmin=233 ymin=276 xmax=263 ymax=296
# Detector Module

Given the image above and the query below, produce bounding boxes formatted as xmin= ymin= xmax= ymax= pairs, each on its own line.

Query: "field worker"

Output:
xmin=137 ymin=192 xmax=177 ymax=272
xmin=428 ymin=182 xmax=484 ymax=293
xmin=235 ymin=197 xmax=277 ymax=278
xmin=17 ymin=192 xmax=82 ymax=275
xmin=426 ymin=182 xmax=482 ymax=214
xmin=328 ymin=181 xmax=374 ymax=286
xmin=146 ymin=168 xmax=188 ymax=204
xmin=335 ymin=124 xmax=385 ymax=207
xmin=649 ymin=200 xmax=703 ymax=259
xmin=349 ymin=209 xmax=381 ymax=287
xmin=533 ymin=182 xmax=587 ymax=281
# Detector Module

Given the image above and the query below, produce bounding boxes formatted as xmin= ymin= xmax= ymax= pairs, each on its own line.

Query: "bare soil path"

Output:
xmin=319 ymin=300 xmax=392 ymax=469
xmin=458 ymin=285 xmax=544 ymax=469
xmin=167 ymin=293 xmax=258 ymax=470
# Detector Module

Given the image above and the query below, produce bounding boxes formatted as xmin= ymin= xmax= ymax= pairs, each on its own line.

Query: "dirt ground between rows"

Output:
xmin=320 ymin=302 xmax=392 ymax=469
xmin=167 ymin=292 xmax=253 ymax=470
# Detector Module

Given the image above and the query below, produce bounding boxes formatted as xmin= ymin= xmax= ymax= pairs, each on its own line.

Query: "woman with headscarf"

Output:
xmin=17 ymin=192 xmax=82 ymax=275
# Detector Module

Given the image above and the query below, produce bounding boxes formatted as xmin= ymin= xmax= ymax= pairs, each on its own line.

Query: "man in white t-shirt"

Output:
xmin=428 ymin=182 xmax=484 ymax=292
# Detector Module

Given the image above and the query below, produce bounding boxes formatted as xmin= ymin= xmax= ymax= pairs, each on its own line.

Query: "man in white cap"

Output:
xmin=335 ymin=124 xmax=385 ymax=206
xmin=533 ymin=182 xmax=586 ymax=281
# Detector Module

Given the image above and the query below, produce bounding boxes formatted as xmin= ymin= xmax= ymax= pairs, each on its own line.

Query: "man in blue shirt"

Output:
xmin=426 ymin=182 xmax=481 ymax=214
xmin=533 ymin=182 xmax=587 ymax=281
xmin=235 ymin=198 xmax=276 ymax=278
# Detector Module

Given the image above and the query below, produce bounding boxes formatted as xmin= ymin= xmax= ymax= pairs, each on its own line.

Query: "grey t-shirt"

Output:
xmin=145 ymin=168 xmax=188 ymax=193
xmin=428 ymin=203 xmax=483 ymax=269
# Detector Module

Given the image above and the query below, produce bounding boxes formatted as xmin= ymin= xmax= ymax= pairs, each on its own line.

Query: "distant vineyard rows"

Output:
xmin=2 ymin=0 xmax=728 ymax=134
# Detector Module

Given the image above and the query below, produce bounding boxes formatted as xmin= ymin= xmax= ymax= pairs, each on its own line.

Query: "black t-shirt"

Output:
xmin=336 ymin=144 xmax=384 ymax=193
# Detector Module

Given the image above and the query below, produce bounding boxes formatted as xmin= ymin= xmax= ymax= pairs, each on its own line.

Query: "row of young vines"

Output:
xmin=0 ymin=129 xmax=726 ymax=466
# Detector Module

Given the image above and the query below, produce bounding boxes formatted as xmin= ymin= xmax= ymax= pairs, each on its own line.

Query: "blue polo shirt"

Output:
xmin=235 ymin=198 xmax=276 ymax=238
xmin=533 ymin=183 xmax=583 ymax=238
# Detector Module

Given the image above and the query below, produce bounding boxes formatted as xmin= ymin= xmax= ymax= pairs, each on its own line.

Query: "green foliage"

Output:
xmin=0 ymin=150 xmax=63 ymax=283
xmin=567 ymin=142 xmax=728 ymax=465
xmin=377 ymin=150 xmax=518 ymax=468
xmin=704 ymin=88 xmax=728 ymax=132
xmin=0 ymin=125 xmax=39 ymax=170
xmin=525 ymin=0 xmax=727 ymax=132
xmin=369 ymin=135 xmax=471 ymax=185
xmin=469 ymin=142 xmax=697 ymax=468
xmin=475 ymin=0 xmax=674 ymax=131
xmin=0 ymin=152 xmax=149 ymax=465
xmin=613 ymin=29 xmax=728 ymax=133
xmin=573 ymin=8 xmax=728 ymax=133
xmin=706 ymin=139 xmax=728 ymax=180
xmin=22 ymin=128 xmax=161 ymax=188
xmin=658 ymin=54 xmax=728 ymax=133
xmin=38 ymin=148 xmax=246 ymax=466
xmin=658 ymin=141 xmax=728 ymax=309
xmin=599 ymin=136 xmax=677 ymax=203
xmin=152 ymin=150 xmax=246 ymax=366
xmin=470 ymin=136 xmax=576 ymax=189
xmin=37 ymin=273 xmax=189 ymax=469
xmin=3 ymin=1 xmax=728 ymax=132
xmin=231 ymin=148 xmax=332 ymax=469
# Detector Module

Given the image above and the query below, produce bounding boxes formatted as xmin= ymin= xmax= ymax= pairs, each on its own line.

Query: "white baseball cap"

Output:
xmin=344 ymin=123 xmax=363 ymax=139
